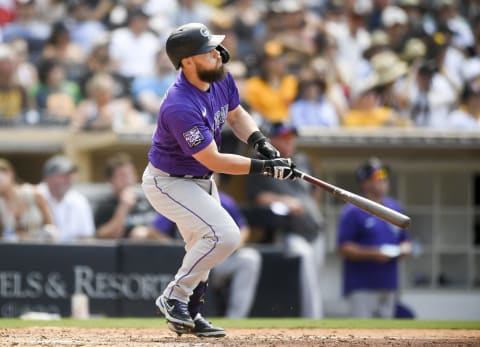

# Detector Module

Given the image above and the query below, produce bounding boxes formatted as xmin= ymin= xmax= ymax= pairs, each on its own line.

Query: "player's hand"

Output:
xmin=248 ymin=130 xmax=280 ymax=159
xmin=262 ymin=158 xmax=295 ymax=180
xmin=255 ymin=139 xmax=280 ymax=159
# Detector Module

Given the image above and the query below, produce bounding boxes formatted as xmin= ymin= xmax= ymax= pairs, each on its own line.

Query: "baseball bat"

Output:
xmin=294 ymin=169 xmax=411 ymax=229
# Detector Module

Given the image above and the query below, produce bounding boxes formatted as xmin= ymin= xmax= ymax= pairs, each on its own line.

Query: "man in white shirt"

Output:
xmin=38 ymin=155 xmax=95 ymax=242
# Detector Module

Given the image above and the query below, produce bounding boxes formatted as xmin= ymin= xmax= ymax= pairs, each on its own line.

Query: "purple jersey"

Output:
xmin=148 ymin=72 xmax=240 ymax=177
xmin=337 ymin=196 xmax=409 ymax=296
xmin=151 ymin=192 xmax=247 ymax=237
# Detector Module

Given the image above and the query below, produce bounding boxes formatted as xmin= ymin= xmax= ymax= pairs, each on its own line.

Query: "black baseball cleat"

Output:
xmin=190 ymin=313 xmax=226 ymax=338
xmin=167 ymin=321 xmax=192 ymax=336
xmin=155 ymin=295 xmax=195 ymax=329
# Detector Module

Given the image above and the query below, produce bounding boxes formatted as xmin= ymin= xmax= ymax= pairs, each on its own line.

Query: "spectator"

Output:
xmin=342 ymin=73 xmax=406 ymax=127
xmin=77 ymin=38 xmax=130 ymax=99
xmin=220 ymin=0 xmax=264 ymax=59
xmin=30 ymin=58 xmax=81 ymax=124
xmin=40 ymin=21 xmax=87 ymax=82
xmin=65 ymin=0 xmax=108 ymax=55
xmin=245 ymin=40 xmax=298 ymax=125
xmin=130 ymin=48 xmax=176 ymax=120
xmin=9 ymin=38 xmax=39 ymax=91
xmin=448 ymin=78 xmax=480 ymax=130
xmin=37 ymin=155 xmax=95 ymax=242
xmin=337 ymin=157 xmax=411 ymax=319
xmin=0 ymin=44 xmax=29 ymax=125
xmin=310 ymin=30 xmax=349 ymax=117
xmin=289 ymin=66 xmax=340 ymax=129
xmin=395 ymin=58 xmax=457 ymax=128
xmin=0 ymin=157 xmax=56 ymax=241
xmin=2 ymin=0 xmax=51 ymax=64
xmin=71 ymin=72 xmax=146 ymax=131
xmin=148 ymin=178 xmax=262 ymax=319
xmin=381 ymin=5 xmax=410 ymax=54
xmin=324 ymin=2 xmax=372 ymax=93
xmin=172 ymin=0 xmax=215 ymax=27
xmin=246 ymin=123 xmax=326 ymax=319
xmin=95 ymin=152 xmax=156 ymax=240
xmin=108 ymin=7 xmax=159 ymax=80
xmin=369 ymin=50 xmax=409 ymax=113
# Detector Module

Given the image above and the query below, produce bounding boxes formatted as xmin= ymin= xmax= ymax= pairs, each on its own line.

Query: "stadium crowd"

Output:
xmin=0 ymin=0 xmax=478 ymax=131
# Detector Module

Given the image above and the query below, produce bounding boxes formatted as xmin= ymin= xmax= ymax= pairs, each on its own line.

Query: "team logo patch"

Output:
xmin=200 ymin=27 xmax=210 ymax=38
xmin=183 ymin=126 xmax=204 ymax=148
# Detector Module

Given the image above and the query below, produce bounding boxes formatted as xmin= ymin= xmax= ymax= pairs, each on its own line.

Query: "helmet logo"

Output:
xmin=200 ymin=27 xmax=211 ymax=39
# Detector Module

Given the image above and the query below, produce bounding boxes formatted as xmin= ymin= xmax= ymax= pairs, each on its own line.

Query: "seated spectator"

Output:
xmin=289 ymin=69 xmax=340 ymax=129
xmin=245 ymin=40 xmax=299 ymax=125
xmin=2 ymin=0 xmax=51 ymax=64
xmin=108 ymin=7 xmax=159 ymax=80
xmin=94 ymin=153 xmax=157 ymax=240
xmin=246 ymin=123 xmax=326 ymax=319
xmin=148 ymin=179 xmax=261 ymax=319
xmin=71 ymin=72 xmax=146 ymax=131
xmin=65 ymin=0 xmax=108 ymax=55
xmin=77 ymin=38 xmax=130 ymax=99
xmin=172 ymin=0 xmax=215 ymax=27
xmin=0 ymin=44 xmax=29 ymax=126
xmin=395 ymin=58 xmax=457 ymax=128
xmin=0 ymin=158 xmax=56 ymax=241
xmin=41 ymin=21 xmax=87 ymax=82
xmin=130 ymin=49 xmax=176 ymax=120
xmin=369 ymin=50 xmax=409 ymax=113
xmin=9 ymin=38 xmax=38 ymax=91
xmin=30 ymin=58 xmax=81 ymax=125
xmin=448 ymin=79 xmax=480 ymax=130
xmin=342 ymin=74 xmax=406 ymax=127
xmin=37 ymin=155 xmax=95 ymax=242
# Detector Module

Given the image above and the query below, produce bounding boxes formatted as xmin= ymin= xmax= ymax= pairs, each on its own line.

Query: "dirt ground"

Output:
xmin=1 ymin=327 xmax=479 ymax=347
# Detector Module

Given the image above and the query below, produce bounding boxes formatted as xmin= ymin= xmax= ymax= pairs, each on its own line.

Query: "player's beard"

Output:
xmin=197 ymin=64 xmax=226 ymax=83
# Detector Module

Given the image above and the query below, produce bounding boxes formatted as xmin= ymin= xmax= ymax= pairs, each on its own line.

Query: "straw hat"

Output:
xmin=370 ymin=50 xmax=408 ymax=86
xmin=401 ymin=38 xmax=426 ymax=62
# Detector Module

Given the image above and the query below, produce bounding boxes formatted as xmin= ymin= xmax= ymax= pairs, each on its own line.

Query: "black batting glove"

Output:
xmin=250 ymin=158 xmax=295 ymax=180
xmin=247 ymin=131 xmax=280 ymax=159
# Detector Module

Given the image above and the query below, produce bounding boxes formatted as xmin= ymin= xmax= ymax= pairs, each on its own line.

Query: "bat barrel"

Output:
xmin=294 ymin=169 xmax=411 ymax=229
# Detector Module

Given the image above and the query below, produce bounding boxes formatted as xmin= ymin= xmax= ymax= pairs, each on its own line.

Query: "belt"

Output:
xmin=168 ymin=172 xmax=213 ymax=179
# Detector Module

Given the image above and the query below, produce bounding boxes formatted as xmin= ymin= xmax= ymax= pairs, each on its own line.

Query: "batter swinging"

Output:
xmin=141 ymin=22 xmax=295 ymax=337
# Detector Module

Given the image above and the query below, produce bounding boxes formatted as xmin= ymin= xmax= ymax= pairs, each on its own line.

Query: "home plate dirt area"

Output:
xmin=1 ymin=327 xmax=479 ymax=346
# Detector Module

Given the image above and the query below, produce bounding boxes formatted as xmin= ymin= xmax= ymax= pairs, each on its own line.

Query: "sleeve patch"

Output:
xmin=183 ymin=126 xmax=204 ymax=148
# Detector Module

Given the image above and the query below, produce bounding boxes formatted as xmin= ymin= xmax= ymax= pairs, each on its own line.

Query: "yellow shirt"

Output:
xmin=342 ymin=107 xmax=394 ymax=127
xmin=245 ymin=75 xmax=298 ymax=123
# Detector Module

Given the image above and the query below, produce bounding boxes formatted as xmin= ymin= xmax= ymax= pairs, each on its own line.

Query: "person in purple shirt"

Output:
xmin=337 ymin=157 xmax=411 ymax=318
xmin=141 ymin=22 xmax=295 ymax=337
xmin=149 ymin=186 xmax=261 ymax=320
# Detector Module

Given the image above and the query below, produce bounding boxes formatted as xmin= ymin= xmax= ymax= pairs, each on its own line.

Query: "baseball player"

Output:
xmin=141 ymin=22 xmax=295 ymax=337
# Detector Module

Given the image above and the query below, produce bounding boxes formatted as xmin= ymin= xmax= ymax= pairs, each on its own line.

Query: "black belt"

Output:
xmin=169 ymin=172 xmax=213 ymax=179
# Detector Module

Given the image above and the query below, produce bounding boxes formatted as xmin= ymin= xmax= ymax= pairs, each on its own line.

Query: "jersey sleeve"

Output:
xmin=162 ymin=105 xmax=214 ymax=155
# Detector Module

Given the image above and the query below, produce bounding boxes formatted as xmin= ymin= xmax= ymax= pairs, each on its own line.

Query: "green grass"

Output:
xmin=1 ymin=318 xmax=479 ymax=330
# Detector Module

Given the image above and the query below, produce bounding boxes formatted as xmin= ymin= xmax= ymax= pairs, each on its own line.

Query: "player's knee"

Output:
xmin=217 ymin=226 xmax=241 ymax=253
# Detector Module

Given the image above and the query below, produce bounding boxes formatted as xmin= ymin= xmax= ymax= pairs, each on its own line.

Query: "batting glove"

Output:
xmin=249 ymin=158 xmax=295 ymax=180
xmin=247 ymin=131 xmax=280 ymax=159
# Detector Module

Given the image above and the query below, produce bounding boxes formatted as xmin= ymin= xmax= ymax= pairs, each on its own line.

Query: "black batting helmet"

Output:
xmin=166 ymin=22 xmax=229 ymax=69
